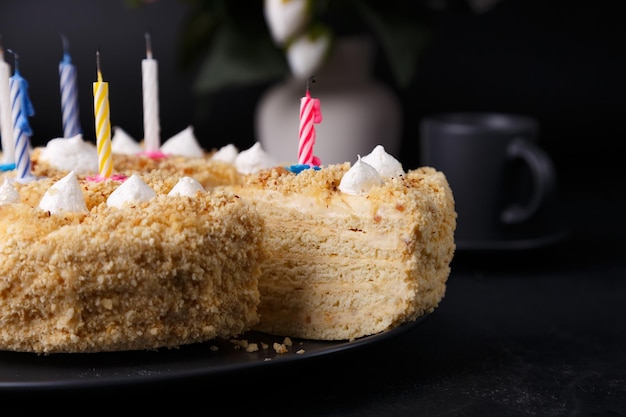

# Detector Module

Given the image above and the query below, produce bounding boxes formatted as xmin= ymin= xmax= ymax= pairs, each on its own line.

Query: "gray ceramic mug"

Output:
xmin=420 ymin=112 xmax=560 ymax=250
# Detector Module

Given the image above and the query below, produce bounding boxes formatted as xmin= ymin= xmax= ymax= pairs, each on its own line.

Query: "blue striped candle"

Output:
xmin=8 ymin=51 xmax=35 ymax=182
xmin=59 ymin=35 xmax=81 ymax=138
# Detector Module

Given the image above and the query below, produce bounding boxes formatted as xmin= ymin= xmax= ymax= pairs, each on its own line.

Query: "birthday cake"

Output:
xmin=2 ymin=36 xmax=451 ymax=353
xmin=0 ymin=170 xmax=264 ymax=353
xmin=0 ymin=133 xmax=456 ymax=349
xmin=0 ymin=44 xmax=455 ymax=348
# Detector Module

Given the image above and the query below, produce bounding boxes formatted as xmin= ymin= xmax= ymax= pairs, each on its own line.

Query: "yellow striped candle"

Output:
xmin=93 ymin=49 xmax=112 ymax=178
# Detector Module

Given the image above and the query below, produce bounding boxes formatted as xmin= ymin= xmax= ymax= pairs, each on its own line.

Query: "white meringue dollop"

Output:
xmin=38 ymin=134 xmax=98 ymax=175
xmin=211 ymin=144 xmax=239 ymax=164
xmin=167 ymin=176 xmax=205 ymax=197
xmin=111 ymin=126 xmax=143 ymax=155
xmin=0 ymin=178 xmax=20 ymax=205
xmin=361 ymin=145 xmax=404 ymax=179
xmin=160 ymin=126 xmax=205 ymax=158
xmin=234 ymin=142 xmax=277 ymax=174
xmin=338 ymin=155 xmax=383 ymax=195
xmin=106 ymin=174 xmax=156 ymax=208
xmin=38 ymin=171 xmax=88 ymax=214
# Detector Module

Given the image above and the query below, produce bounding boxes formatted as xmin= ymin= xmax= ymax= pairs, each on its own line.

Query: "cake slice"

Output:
xmin=222 ymin=153 xmax=456 ymax=341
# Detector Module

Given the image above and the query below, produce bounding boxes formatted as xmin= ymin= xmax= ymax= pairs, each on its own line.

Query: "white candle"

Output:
xmin=59 ymin=35 xmax=82 ymax=138
xmin=0 ymin=42 xmax=14 ymax=167
xmin=142 ymin=32 xmax=160 ymax=153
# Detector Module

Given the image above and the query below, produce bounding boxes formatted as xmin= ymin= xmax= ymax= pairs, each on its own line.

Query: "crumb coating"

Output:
xmin=0 ymin=174 xmax=264 ymax=353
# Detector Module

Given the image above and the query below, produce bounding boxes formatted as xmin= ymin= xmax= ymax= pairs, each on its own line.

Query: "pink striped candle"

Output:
xmin=93 ymin=49 xmax=112 ymax=178
xmin=298 ymin=77 xmax=322 ymax=166
xmin=8 ymin=50 xmax=35 ymax=182
xmin=59 ymin=35 xmax=82 ymax=138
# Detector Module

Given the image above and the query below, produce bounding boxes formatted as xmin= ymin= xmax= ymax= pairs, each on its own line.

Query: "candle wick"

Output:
xmin=61 ymin=33 xmax=69 ymax=55
xmin=307 ymin=75 xmax=316 ymax=93
xmin=60 ymin=33 xmax=72 ymax=64
xmin=7 ymin=48 xmax=18 ymax=72
xmin=96 ymin=48 xmax=103 ymax=82
xmin=145 ymin=32 xmax=153 ymax=59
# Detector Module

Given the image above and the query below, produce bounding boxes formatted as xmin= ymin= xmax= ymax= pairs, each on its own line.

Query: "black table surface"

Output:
xmin=3 ymin=179 xmax=625 ymax=416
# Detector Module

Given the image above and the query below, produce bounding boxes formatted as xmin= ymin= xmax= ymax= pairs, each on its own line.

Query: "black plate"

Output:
xmin=0 ymin=317 xmax=425 ymax=391
xmin=456 ymin=228 xmax=568 ymax=251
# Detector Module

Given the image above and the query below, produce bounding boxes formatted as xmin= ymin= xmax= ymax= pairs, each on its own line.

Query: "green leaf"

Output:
xmin=122 ymin=0 xmax=145 ymax=8
xmin=356 ymin=1 xmax=430 ymax=88
xmin=193 ymin=22 xmax=290 ymax=94
xmin=177 ymin=8 xmax=223 ymax=71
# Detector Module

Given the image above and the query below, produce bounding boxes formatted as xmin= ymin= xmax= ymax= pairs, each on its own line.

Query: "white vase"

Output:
xmin=254 ymin=36 xmax=403 ymax=165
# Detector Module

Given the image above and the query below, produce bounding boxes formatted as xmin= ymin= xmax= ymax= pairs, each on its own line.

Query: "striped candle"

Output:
xmin=93 ymin=49 xmax=112 ymax=178
xmin=298 ymin=77 xmax=322 ymax=166
xmin=0 ymin=42 xmax=15 ymax=168
xmin=142 ymin=32 xmax=160 ymax=153
xmin=59 ymin=35 xmax=82 ymax=138
xmin=8 ymin=51 xmax=35 ymax=182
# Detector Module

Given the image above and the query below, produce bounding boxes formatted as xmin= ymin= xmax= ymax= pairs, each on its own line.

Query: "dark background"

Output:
xmin=1 ymin=2 xmax=625 ymax=412
xmin=1 ymin=0 xmax=624 ymax=191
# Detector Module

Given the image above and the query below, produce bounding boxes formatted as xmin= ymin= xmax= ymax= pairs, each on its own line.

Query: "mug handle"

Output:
xmin=500 ymin=137 xmax=556 ymax=224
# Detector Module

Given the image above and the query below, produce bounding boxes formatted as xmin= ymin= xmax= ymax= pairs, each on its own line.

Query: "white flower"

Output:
xmin=264 ymin=0 xmax=311 ymax=45
xmin=286 ymin=28 xmax=331 ymax=79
